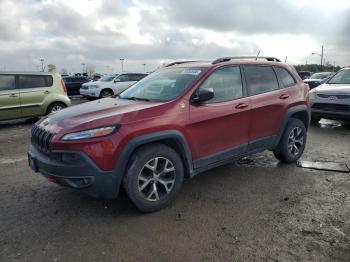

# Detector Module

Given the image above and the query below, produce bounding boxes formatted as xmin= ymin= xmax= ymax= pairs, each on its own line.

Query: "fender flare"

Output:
xmin=114 ymin=130 xmax=194 ymax=180
xmin=273 ymin=104 xmax=310 ymax=148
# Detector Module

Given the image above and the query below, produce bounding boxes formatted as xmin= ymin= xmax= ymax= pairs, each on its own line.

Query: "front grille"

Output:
xmin=317 ymin=94 xmax=350 ymax=99
xmin=31 ymin=125 xmax=54 ymax=153
xmin=312 ymin=103 xmax=350 ymax=112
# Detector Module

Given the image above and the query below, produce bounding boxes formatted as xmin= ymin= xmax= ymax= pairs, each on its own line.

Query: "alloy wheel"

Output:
xmin=138 ymin=157 xmax=176 ymax=201
xmin=287 ymin=127 xmax=304 ymax=156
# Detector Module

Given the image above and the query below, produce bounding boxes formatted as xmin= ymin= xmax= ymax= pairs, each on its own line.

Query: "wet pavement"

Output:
xmin=0 ymin=104 xmax=349 ymax=261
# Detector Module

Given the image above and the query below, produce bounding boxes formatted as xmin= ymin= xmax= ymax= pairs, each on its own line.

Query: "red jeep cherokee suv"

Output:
xmin=28 ymin=57 xmax=310 ymax=212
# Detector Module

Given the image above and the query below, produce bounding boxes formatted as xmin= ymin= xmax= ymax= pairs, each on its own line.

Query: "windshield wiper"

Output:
xmin=125 ymin=96 xmax=150 ymax=101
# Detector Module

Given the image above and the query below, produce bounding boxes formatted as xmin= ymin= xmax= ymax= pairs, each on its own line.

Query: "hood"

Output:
xmin=38 ymin=98 xmax=162 ymax=133
xmin=83 ymin=80 xmax=111 ymax=87
xmin=313 ymin=83 xmax=350 ymax=94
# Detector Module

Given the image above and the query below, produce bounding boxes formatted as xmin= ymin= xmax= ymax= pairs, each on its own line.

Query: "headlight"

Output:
xmin=90 ymin=85 xmax=98 ymax=89
xmin=62 ymin=125 xmax=120 ymax=141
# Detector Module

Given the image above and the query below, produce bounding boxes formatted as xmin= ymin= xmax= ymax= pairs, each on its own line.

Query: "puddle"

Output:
xmin=297 ymin=160 xmax=350 ymax=173
xmin=319 ymin=119 xmax=342 ymax=128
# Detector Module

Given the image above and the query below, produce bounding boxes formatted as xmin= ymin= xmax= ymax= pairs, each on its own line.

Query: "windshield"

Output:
xmin=310 ymin=72 xmax=331 ymax=80
xmin=328 ymin=69 xmax=350 ymax=84
xmin=99 ymin=75 xmax=116 ymax=82
xmin=119 ymin=67 xmax=205 ymax=102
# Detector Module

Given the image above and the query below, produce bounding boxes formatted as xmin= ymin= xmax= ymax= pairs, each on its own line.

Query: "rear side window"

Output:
xmin=275 ymin=67 xmax=296 ymax=87
xmin=19 ymin=75 xmax=53 ymax=89
xmin=129 ymin=74 xmax=146 ymax=81
xmin=244 ymin=66 xmax=279 ymax=96
xmin=0 ymin=75 xmax=15 ymax=91
xmin=198 ymin=66 xmax=243 ymax=103
xmin=63 ymin=77 xmax=72 ymax=83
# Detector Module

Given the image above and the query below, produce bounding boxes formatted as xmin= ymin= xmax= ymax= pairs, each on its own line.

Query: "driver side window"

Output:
xmin=198 ymin=66 xmax=243 ymax=103
xmin=117 ymin=74 xmax=129 ymax=82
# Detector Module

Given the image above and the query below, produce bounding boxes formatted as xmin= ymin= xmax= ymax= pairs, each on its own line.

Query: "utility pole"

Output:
xmin=39 ymin=58 xmax=44 ymax=72
xmin=285 ymin=56 xmax=288 ymax=63
xmin=143 ymin=63 xmax=146 ymax=73
xmin=255 ymin=50 xmax=261 ymax=60
xmin=321 ymin=44 xmax=324 ymax=67
xmin=120 ymin=58 xmax=125 ymax=72
xmin=81 ymin=63 xmax=85 ymax=74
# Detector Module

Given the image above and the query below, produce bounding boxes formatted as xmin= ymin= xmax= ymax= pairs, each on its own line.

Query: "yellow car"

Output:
xmin=0 ymin=72 xmax=71 ymax=121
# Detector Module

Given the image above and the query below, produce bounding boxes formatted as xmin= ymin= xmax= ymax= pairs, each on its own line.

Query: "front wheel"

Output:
xmin=100 ymin=89 xmax=114 ymax=98
xmin=273 ymin=118 xmax=307 ymax=163
xmin=123 ymin=143 xmax=184 ymax=212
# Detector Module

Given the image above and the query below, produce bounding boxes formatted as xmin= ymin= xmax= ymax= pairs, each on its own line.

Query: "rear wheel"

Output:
xmin=100 ymin=89 xmax=114 ymax=98
xmin=273 ymin=118 xmax=306 ymax=163
xmin=47 ymin=102 xmax=66 ymax=114
xmin=123 ymin=143 xmax=184 ymax=212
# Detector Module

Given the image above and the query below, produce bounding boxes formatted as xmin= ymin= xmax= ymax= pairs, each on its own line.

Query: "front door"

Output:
xmin=188 ymin=66 xmax=250 ymax=168
xmin=0 ymin=74 xmax=20 ymax=120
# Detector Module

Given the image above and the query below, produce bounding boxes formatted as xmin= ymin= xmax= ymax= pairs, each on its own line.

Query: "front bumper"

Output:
xmin=79 ymin=88 xmax=99 ymax=98
xmin=310 ymin=101 xmax=350 ymax=120
xmin=28 ymin=145 xmax=122 ymax=199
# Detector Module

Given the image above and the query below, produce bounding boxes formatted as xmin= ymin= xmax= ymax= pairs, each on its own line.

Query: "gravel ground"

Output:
xmin=0 ymin=100 xmax=349 ymax=261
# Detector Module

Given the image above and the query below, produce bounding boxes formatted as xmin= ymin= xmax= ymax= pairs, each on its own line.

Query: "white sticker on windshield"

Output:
xmin=181 ymin=69 xmax=201 ymax=76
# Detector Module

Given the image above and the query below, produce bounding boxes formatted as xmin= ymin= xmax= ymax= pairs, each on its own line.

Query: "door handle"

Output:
xmin=280 ymin=94 xmax=290 ymax=99
xmin=9 ymin=93 xmax=18 ymax=98
xmin=235 ymin=103 xmax=249 ymax=110
xmin=44 ymin=90 xmax=50 ymax=94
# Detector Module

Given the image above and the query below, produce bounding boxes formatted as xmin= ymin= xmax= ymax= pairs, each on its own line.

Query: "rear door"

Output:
xmin=188 ymin=66 xmax=251 ymax=167
xmin=18 ymin=74 xmax=53 ymax=117
xmin=0 ymin=74 xmax=20 ymax=120
xmin=243 ymin=65 xmax=291 ymax=149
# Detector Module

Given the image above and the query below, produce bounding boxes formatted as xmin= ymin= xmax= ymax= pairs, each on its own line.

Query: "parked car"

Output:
xmin=0 ymin=72 xmax=71 ymax=121
xmin=80 ymin=73 xmax=148 ymax=99
xmin=298 ymin=71 xmax=313 ymax=80
xmin=304 ymin=72 xmax=333 ymax=89
xmin=28 ymin=57 xmax=310 ymax=212
xmin=309 ymin=68 xmax=350 ymax=122
xmin=62 ymin=76 xmax=89 ymax=96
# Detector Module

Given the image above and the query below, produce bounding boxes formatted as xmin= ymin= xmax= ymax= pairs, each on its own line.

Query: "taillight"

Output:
xmin=61 ymin=79 xmax=67 ymax=93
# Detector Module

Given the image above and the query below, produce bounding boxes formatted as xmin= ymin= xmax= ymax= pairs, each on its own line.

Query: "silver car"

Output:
xmin=309 ymin=68 xmax=350 ymax=122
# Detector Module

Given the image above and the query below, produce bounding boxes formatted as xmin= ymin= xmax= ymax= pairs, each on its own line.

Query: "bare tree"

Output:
xmin=85 ymin=64 xmax=95 ymax=76
xmin=47 ymin=64 xmax=56 ymax=72
xmin=60 ymin=68 xmax=68 ymax=75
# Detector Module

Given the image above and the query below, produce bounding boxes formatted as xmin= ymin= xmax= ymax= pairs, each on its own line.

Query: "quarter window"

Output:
xmin=198 ymin=66 xmax=243 ymax=103
xmin=19 ymin=75 xmax=53 ymax=89
xmin=275 ymin=67 xmax=296 ymax=87
xmin=0 ymin=75 xmax=15 ymax=91
xmin=244 ymin=66 xmax=279 ymax=96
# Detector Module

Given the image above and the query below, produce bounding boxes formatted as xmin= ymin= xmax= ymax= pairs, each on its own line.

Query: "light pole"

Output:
xmin=143 ymin=63 xmax=146 ymax=73
xmin=120 ymin=58 xmax=125 ymax=72
xmin=311 ymin=44 xmax=324 ymax=67
xmin=39 ymin=58 xmax=44 ymax=72
xmin=81 ymin=63 xmax=85 ymax=74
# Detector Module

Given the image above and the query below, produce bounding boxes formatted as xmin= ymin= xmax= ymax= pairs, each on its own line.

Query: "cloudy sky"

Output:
xmin=0 ymin=0 xmax=349 ymax=73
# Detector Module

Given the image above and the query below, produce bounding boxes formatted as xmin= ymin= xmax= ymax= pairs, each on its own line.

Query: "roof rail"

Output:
xmin=212 ymin=56 xmax=281 ymax=64
xmin=165 ymin=61 xmax=202 ymax=67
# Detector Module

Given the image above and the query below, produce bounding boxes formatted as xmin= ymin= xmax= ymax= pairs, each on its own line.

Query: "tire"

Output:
xmin=123 ymin=143 xmax=184 ymax=213
xmin=47 ymin=102 xmax=66 ymax=114
xmin=99 ymin=89 xmax=114 ymax=98
xmin=273 ymin=118 xmax=307 ymax=163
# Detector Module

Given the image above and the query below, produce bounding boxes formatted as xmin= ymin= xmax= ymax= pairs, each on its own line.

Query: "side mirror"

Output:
xmin=191 ymin=88 xmax=214 ymax=103
xmin=114 ymin=78 xmax=120 ymax=83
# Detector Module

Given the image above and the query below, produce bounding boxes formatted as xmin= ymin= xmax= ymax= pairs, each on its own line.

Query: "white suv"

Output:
xmin=80 ymin=73 xmax=148 ymax=99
